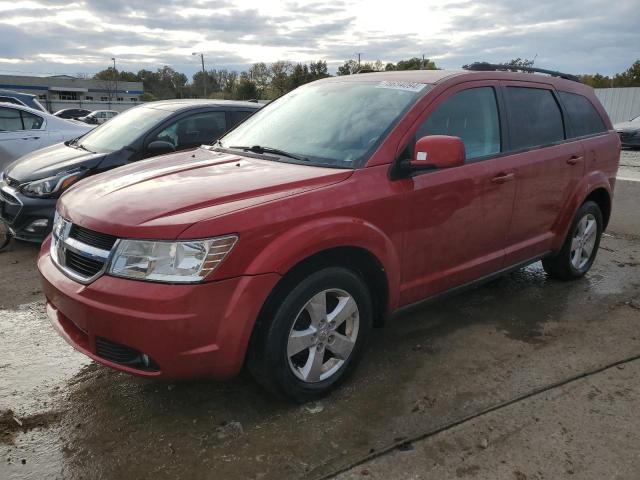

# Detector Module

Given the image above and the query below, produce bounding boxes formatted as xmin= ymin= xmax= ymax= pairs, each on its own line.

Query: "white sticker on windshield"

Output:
xmin=376 ymin=81 xmax=426 ymax=92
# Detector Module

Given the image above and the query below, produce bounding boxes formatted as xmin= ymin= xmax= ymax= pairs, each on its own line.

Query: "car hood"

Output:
xmin=4 ymin=142 xmax=106 ymax=183
xmin=59 ymin=148 xmax=353 ymax=239
xmin=614 ymin=121 xmax=640 ymax=132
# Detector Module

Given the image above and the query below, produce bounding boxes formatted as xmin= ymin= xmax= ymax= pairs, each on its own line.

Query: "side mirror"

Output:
xmin=146 ymin=140 xmax=176 ymax=155
xmin=408 ymin=135 xmax=465 ymax=171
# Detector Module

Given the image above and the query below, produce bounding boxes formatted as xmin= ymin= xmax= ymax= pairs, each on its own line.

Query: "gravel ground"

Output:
xmin=619 ymin=149 xmax=640 ymax=179
xmin=1 ymin=232 xmax=639 ymax=480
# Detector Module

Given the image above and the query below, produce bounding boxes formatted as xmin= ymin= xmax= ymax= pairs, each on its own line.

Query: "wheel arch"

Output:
xmin=583 ymin=187 xmax=611 ymax=229
xmin=552 ymin=173 xmax=613 ymax=250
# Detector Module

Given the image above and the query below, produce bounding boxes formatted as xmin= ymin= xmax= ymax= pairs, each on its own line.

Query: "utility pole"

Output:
xmin=192 ymin=52 xmax=207 ymax=98
xmin=111 ymin=57 xmax=117 ymax=105
xmin=422 ymin=54 xmax=425 ymax=69
xmin=355 ymin=52 xmax=362 ymax=70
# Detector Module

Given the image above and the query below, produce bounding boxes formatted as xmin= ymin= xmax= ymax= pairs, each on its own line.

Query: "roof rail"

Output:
xmin=462 ymin=62 xmax=581 ymax=83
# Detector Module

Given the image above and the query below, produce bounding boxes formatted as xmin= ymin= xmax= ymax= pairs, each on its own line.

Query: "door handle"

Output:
xmin=567 ymin=155 xmax=583 ymax=165
xmin=491 ymin=172 xmax=515 ymax=184
xmin=20 ymin=137 xmax=40 ymax=140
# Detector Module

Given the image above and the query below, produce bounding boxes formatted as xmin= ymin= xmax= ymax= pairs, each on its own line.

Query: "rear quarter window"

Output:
xmin=505 ymin=87 xmax=565 ymax=150
xmin=558 ymin=91 xmax=607 ymax=138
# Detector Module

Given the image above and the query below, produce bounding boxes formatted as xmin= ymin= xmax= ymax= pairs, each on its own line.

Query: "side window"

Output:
xmin=0 ymin=97 xmax=24 ymax=106
xmin=504 ymin=87 xmax=565 ymax=150
xmin=21 ymin=111 xmax=44 ymax=130
xmin=558 ymin=91 xmax=607 ymax=138
xmin=152 ymin=111 xmax=227 ymax=149
xmin=417 ymin=87 xmax=501 ymax=160
xmin=0 ymin=107 xmax=24 ymax=131
xmin=229 ymin=110 xmax=253 ymax=129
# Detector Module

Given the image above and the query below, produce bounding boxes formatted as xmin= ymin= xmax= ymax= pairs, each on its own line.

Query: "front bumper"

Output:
xmin=38 ymin=238 xmax=281 ymax=380
xmin=0 ymin=185 xmax=56 ymax=242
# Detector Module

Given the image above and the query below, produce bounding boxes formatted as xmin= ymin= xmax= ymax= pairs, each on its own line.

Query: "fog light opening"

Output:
xmin=24 ymin=219 xmax=49 ymax=233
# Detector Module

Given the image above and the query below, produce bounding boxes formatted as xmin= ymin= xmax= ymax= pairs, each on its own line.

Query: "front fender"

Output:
xmin=244 ymin=216 xmax=401 ymax=310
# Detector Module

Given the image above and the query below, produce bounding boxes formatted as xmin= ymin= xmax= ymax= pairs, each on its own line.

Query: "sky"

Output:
xmin=0 ymin=0 xmax=638 ymax=80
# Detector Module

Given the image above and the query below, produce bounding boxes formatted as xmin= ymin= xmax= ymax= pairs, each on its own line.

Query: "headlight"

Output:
xmin=108 ymin=235 xmax=238 ymax=283
xmin=21 ymin=170 xmax=85 ymax=198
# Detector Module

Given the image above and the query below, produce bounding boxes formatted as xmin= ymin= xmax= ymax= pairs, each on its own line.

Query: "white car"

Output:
xmin=0 ymin=103 xmax=93 ymax=171
xmin=77 ymin=110 xmax=119 ymax=125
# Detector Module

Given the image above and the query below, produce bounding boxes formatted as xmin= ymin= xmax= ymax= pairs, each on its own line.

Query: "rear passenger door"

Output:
xmin=0 ymin=106 xmax=46 ymax=167
xmin=500 ymin=83 xmax=584 ymax=265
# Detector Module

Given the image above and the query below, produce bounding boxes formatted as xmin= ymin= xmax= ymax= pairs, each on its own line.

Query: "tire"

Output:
xmin=247 ymin=267 xmax=373 ymax=403
xmin=0 ymin=221 xmax=12 ymax=252
xmin=542 ymin=201 xmax=603 ymax=280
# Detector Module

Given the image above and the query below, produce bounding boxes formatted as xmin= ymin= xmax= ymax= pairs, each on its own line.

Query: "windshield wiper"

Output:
xmin=228 ymin=145 xmax=308 ymax=162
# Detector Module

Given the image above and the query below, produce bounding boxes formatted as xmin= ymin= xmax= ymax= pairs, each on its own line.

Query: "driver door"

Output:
xmin=397 ymin=82 xmax=517 ymax=305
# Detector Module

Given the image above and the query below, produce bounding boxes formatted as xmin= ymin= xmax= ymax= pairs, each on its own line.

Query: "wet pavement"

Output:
xmin=1 ymin=233 xmax=640 ymax=480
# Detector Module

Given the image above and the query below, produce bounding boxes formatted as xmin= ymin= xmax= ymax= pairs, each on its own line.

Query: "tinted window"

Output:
xmin=154 ymin=111 xmax=227 ymax=149
xmin=21 ymin=111 xmax=44 ymax=130
xmin=558 ymin=91 xmax=607 ymax=137
xmin=417 ymin=87 xmax=501 ymax=160
xmin=0 ymin=107 xmax=23 ymax=131
xmin=78 ymin=106 xmax=175 ymax=153
xmin=229 ymin=110 xmax=254 ymax=128
xmin=505 ymin=87 xmax=564 ymax=150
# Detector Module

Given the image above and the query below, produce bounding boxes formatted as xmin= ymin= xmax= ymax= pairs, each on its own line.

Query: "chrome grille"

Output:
xmin=51 ymin=216 xmax=118 ymax=284
xmin=69 ymin=224 xmax=117 ymax=251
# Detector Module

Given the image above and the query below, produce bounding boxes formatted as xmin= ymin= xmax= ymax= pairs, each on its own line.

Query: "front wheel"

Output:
xmin=542 ymin=201 xmax=603 ymax=280
xmin=247 ymin=267 xmax=373 ymax=402
xmin=0 ymin=221 xmax=12 ymax=252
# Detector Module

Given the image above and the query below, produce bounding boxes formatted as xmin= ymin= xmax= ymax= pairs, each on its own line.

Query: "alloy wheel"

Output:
xmin=287 ymin=288 xmax=360 ymax=383
xmin=570 ymin=213 xmax=597 ymax=270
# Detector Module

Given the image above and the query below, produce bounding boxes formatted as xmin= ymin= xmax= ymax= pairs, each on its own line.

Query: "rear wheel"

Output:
xmin=247 ymin=267 xmax=372 ymax=402
xmin=542 ymin=201 xmax=603 ymax=280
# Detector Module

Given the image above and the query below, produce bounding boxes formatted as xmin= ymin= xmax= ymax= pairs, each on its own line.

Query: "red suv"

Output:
xmin=38 ymin=67 xmax=620 ymax=401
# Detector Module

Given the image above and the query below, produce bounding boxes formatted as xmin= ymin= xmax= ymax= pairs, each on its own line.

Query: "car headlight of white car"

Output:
xmin=108 ymin=235 xmax=238 ymax=283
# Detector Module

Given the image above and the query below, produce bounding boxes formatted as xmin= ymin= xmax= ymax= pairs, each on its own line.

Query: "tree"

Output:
xmin=394 ymin=57 xmax=437 ymax=70
xmin=288 ymin=63 xmax=310 ymax=90
xmin=234 ymin=73 xmax=258 ymax=100
xmin=580 ymin=73 xmax=613 ymax=88
xmin=613 ymin=60 xmax=640 ymax=87
xmin=309 ymin=60 xmax=329 ymax=79
xmin=248 ymin=62 xmax=271 ymax=99
xmin=337 ymin=59 xmax=360 ymax=75
xmin=270 ymin=61 xmax=293 ymax=96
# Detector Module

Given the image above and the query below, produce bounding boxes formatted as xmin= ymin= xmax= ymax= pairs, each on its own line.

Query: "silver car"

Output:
xmin=0 ymin=103 xmax=93 ymax=170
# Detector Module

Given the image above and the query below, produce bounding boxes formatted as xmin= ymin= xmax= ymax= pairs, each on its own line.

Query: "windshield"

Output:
xmin=219 ymin=80 xmax=430 ymax=167
xmin=632 ymin=114 xmax=640 ymax=123
xmin=78 ymin=106 xmax=174 ymax=153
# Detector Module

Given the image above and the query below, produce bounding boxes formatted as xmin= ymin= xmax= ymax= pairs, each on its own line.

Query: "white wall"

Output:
xmin=595 ymin=87 xmax=640 ymax=124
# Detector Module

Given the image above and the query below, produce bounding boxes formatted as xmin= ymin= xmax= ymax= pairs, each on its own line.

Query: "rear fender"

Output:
xmin=551 ymin=170 xmax=612 ymax=250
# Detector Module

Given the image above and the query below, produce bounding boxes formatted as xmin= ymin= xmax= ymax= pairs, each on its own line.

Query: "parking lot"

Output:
xmin=1 ymin=153 xmax=639 ymax=480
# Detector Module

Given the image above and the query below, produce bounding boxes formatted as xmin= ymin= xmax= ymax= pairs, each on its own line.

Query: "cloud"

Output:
xmin=0 ymin=0 xmax=637 ymax=78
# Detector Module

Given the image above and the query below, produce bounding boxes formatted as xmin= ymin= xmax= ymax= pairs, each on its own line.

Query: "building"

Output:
xmin=0 ymin=74 xmax=144 ymax=113
xmin=594 ymin=87 xmax=640 ymax=124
